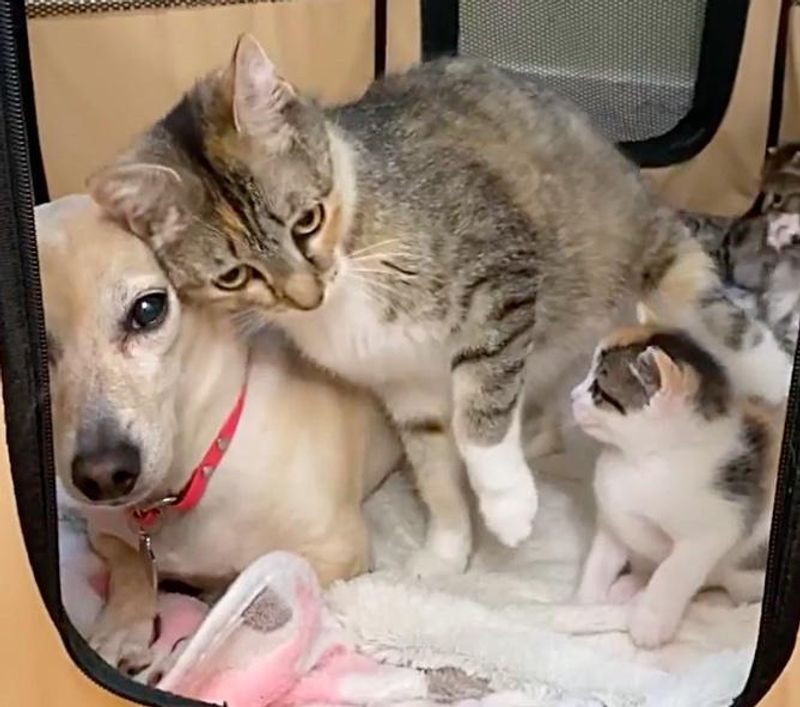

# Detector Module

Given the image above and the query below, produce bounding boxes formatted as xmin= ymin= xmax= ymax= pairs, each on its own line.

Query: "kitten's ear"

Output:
xmin=635 ymin=302 xmax=659 ymax=326
xmin=632 ymin=346 xmax=695 ymax=402
xmin=628 ymin=347 xmax=662 ymax=398
xmin=88 ymin=162 xmax=187 ymax=247
xmin=231 ymin=34 xmax=296 ymax=143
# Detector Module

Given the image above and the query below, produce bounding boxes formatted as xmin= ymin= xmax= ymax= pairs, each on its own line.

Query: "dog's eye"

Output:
xmin=291 ymin=204 xmax=325 ymax=240
xmin=214 ymin=266 xmax=252 ymax=291
xmin=128 ymin=291 xmax=168 ymax=332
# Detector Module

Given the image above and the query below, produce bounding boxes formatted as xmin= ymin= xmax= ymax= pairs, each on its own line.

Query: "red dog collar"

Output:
xmin=130 ymin=383 xmax=247 ymax=532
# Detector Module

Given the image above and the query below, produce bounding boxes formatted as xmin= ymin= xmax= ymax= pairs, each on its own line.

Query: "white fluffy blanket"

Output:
xmin=328 ymin=431 xmax=760 ymax=706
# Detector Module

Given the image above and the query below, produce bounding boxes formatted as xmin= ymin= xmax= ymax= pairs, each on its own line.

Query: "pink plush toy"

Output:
xmin=157 ymin=552 xmax=425 ymax=706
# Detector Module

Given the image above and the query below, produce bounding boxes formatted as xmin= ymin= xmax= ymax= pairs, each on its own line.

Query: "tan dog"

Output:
xmin=39 ymin=195 xmax=401 ymax=676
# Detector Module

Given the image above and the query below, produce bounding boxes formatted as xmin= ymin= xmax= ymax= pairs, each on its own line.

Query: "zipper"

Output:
xmin=0 ymin=0 xmax=60 ymax=611
xmin=762 ymin=373 xmax=798 ymax=619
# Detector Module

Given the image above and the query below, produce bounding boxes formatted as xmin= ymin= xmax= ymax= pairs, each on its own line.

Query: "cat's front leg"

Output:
xmin=629 ymin=532 xmax=736 ymax=648
xmin=385 ymin=386 xmax=473 ymax=577
xmin=450 ymin=346 xmax=537 ymax=548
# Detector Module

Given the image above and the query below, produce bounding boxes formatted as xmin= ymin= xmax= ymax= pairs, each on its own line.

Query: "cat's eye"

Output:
xmin=590 ymin=380 xmax=626 ymax=415
xmin=127 ymin=291 xmax=169 ymax=332
xmin=291 ymin=204 xmax=325 ymax=239
xmin=771 ymin=193 xmax=784 ymax=208
xmin=214 ymin=266 xmax=252 ymax=291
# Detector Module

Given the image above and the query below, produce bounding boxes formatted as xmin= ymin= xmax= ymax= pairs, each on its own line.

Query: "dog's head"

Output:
xmin=37 ymin=195 xmax=183 ymax=507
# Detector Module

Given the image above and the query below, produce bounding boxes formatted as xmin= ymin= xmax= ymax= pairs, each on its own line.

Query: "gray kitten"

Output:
xmin=91 ymin=36 xmax=760 ymax=576
xmin=680 ymin=143 xmax=800 ymax=357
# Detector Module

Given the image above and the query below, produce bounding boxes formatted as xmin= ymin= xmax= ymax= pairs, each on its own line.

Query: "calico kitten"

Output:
xmin=572 ymin=308 xmax=782 ymax=648
xmin=91 ymin=37 xmax=748 ymax=576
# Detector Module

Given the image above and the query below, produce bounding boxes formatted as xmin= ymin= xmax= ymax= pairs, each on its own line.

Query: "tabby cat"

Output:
xmin=90 ymin=36 xmax=767 ymax=576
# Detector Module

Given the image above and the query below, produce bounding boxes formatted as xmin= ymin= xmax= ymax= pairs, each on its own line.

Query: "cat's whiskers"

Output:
xmin=231 ymin=307 xmax=267 ymax=338
xmin=347 ymin=238 xmax=402 ymax=258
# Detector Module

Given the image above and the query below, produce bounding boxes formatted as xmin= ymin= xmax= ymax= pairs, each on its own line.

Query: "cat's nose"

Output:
xmin=283 ymin=272 xmax=324 ymax=310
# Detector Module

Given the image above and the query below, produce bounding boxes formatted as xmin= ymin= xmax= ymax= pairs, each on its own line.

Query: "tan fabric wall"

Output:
xmin=29 ymin=0 xmax=380 ymax=197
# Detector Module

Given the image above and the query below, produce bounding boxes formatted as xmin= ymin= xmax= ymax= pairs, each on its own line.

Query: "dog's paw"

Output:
xmin=90 ymin=614 xmax=157 ymax=677
xmin=478 ymin=479 xmax=538 ymax=548
xmin=628 ymin=599 xmax=679 ymax=649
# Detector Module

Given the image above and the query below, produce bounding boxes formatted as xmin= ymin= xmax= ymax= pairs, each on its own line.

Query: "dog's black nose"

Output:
xmin=71 ymin=441 xmax=141 ymax=502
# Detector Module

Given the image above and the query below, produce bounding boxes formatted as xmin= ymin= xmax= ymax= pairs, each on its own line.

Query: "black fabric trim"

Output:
xmin=749 ymin=0 xmax=793 ymax=217
xmin=373 ymin=0 xmax=387 ymax=78
xmin=0 ymin=0 xmax=59 ymax=625
xmin=26 ymin=0 xmax=292 ymax=20
xmin=421 ymin=0 xmax=457 ymax=61
xmin=10 ymin=0 xmax=47 ymax=203
xmin=733 ymin=342 xmax=800 ymax=705
xmin=420 ymin=0 xmax=750 ymax=169
xmin=766 ymin=0 xmax=793 ymax=150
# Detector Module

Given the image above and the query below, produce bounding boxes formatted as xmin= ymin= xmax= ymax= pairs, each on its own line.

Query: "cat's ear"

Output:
xmin=628 ymin=346 xmax=663 ymax=399
xmin=632 ymin=346 xmax=696 ymax=403
xmin=635 ymin=302 xmax=659 ymax=327
xmin=88 ymin=162 xmax=187 ymax=247
xmin=231 ymin=34 xmax=296 ymax=144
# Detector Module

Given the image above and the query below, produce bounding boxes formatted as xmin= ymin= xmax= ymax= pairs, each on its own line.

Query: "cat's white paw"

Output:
xmin=406 ymin=546 xmax=467 ymax=578
xmin=478 ymin=478 xmax=538 ymax=548
xmin=628 ymin=600 xmax=679 ymax=649
xmin=90 ymin=613 xmax=156 ymax=676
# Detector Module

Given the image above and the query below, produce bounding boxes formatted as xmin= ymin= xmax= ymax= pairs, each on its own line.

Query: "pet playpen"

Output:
xmin=0 ymin=0 xmax=798 ymax=704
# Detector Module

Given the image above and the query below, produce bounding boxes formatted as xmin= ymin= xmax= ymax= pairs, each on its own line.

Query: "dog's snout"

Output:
xmin=71 ymin=440 xmax=141 ymax=503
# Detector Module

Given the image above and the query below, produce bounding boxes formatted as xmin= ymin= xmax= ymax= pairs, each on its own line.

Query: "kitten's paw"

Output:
xmin=607 ymin=574 xmax=645 ymax=605
xmin=406 ymin=546 xmax=468 ymax=578
xmin=90 ymin=613 xmax=157 ymax=677
xmin=628 ymin=600 xmax=679 ymax=649
xmin=479 ymin=478 xmax=538 ymax=548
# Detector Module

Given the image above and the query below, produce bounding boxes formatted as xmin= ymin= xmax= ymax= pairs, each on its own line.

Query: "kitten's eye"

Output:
xmin=590 ymin=380 xmax=626 ymax=415
xmin=214 ymin=266 xmax=252 ymax=291
xmin=127 ymin=291 xmax=168 ymax=332
xmin=772 ymin=193 xmax=784 ymax=208
xmin=291 ymin=204 xmax=325 ymax=240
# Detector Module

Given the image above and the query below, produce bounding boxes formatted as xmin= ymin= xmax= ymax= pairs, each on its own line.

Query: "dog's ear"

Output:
xmin=88 ymin=162 xmax=188 ymax=248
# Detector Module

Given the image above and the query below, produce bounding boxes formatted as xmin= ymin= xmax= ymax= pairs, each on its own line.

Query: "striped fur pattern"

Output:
xmin=91 ymin=36 xmax=723 ymax=576
xmin=573 ymin=316 xmax=782 ymax=648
